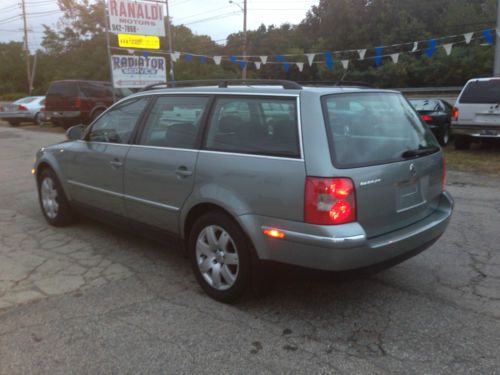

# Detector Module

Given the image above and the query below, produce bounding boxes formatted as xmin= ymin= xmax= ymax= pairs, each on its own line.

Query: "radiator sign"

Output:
xmin=108 ymin=0 xmax=165 ymax=37
xmin=112 ymin=55 xmax=166 ymax=88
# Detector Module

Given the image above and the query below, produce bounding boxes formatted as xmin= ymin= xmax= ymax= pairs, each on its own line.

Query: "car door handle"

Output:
xmin=175 ymin=166 xmax=192 ymax=177
xmin=109 ymin=159 xmax=123 ymax=168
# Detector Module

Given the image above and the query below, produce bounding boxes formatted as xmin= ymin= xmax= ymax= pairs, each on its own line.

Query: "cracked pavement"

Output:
xmin=0 ymin=124 xmax=500 ymax=374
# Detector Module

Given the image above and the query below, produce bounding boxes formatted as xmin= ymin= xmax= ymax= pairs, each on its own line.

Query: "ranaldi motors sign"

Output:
xmin=108 ymin=0 xmax=165 ymax=37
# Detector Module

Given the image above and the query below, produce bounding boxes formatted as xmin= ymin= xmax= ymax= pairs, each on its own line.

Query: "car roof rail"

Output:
xmin=140 ymin=79 xmax=303 ymax=91
xmin=299 ymin=80 xmax=375 ymax=88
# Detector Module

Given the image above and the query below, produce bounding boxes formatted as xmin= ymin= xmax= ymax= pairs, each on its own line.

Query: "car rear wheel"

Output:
xmin=439 ymin=124 xmax=450 ymax=146
xmin=188 ymin=212 xmax=252 ymax=302
xmin=37 ymin=168 xmax=75 ymax=226
xmin=34 ymin=112 xmax=44 ymax=126
xmin=454 ymin=135 xmax=471 ymax=150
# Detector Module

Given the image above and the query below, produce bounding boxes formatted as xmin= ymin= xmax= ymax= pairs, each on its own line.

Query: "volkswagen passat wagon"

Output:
xmin=34 ymin=80 xmax=453 ymax=302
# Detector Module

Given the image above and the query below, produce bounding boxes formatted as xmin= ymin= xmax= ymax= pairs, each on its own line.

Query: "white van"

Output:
xmin=451 ymin=77 xmax=500 ymax=149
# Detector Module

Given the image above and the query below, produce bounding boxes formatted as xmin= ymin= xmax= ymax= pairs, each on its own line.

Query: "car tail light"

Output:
xmin=452 ymin=106 xmax=459 ymax=121
xmin=18 ymin=104 xmax=28 ymax=111
xmin=421 ymin=114 xmax=432 ymax=122
xmin=74 ymin=97 xmax=81 ymax=109
xmin=304 ymin=177 xmax=356 ymax=225
xmin=442 ymin=158 xmax=446 ymax=192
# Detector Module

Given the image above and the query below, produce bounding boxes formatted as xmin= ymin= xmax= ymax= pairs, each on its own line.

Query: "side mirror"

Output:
xmin=66 ymin=124 xmax=86 ymax=141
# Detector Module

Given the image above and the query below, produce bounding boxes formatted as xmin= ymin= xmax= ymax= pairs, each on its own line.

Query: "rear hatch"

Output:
xmin=45 ymin=81 xmax=80 ymax=112
xmin=456 ymin=78 xmax=500 ymax=131
xmin=321 ymin=92 xmax=444 ymax=238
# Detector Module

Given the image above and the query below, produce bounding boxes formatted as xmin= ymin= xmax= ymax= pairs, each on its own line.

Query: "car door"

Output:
xmin=66 ymin=97 xmax=150 ymax=217
xmin=123 ymin=95 xmax=211 ymax=233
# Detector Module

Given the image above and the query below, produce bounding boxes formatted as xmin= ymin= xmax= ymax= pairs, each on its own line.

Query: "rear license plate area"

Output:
xmin=397 ymin=179 xmax=425 ymax=212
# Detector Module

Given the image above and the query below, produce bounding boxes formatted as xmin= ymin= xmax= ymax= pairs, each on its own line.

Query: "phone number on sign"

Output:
xmin=111 ymin=24 xmax=137 ymax=33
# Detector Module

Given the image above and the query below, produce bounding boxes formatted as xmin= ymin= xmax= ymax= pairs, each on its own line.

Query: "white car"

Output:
xmin=451 ymin=77 xmax=500 ymax=149
xmin=0 ymin=96 xmax=46 ymax=126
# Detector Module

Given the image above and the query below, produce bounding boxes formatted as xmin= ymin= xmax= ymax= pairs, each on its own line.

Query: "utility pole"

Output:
xmin=166 ymin=0 xmax=175 ymax=81
xmin=242 ymin=0 xmax=247 ymax=79
xmin=495 ymin=0 xmax=500 ymax=75
xmin=21 ymin=0 xmax=32 ymax=95
xmin=104 ymin=1 xmax=116 ymax=102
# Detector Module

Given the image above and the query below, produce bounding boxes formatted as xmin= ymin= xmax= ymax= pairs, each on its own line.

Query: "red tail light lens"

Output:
xmin=74 ymin=97 xmax=81 ymax=108
xmin=304 ymin=177 xmax=356 ymax=225
xmin=421 ymin=114 xmax=432 ymax=122
xmin=452 ymin=106 xmax=459 ymax=121
xmin=18 ymin=104 xmax=28 ymax=111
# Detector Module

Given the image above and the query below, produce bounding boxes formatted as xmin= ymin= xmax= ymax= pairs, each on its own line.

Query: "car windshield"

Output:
xmin=409 ymin=99 xmax=439 ymax=111
xmin=322 ymin=92 xmax=439 ymax=168
xmin=459 ymin=79 xmax=500 ymax=104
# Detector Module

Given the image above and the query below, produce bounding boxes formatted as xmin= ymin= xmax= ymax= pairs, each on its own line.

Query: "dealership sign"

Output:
xmin=118 ymin=34 xmax=160 ymax=49
xmin=112 ymin=55 xmax=166 ymax=88
xmin=108 ymin=0 xmax=165 ymax=37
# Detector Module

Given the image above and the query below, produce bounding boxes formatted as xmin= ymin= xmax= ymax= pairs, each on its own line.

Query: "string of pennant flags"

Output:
xmin=113 ymin=28 xmax=496 ymax=73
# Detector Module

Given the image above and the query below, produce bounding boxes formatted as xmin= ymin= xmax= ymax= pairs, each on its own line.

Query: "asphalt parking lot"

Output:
xmin=0 ymin=123 xmax=499 ymax=374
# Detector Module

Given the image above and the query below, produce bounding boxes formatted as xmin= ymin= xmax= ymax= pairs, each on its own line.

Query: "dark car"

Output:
xmin=409 ymin=99 xmax=453 ymax=145
xmin=45 ymin=80 xmax=132 ymax=129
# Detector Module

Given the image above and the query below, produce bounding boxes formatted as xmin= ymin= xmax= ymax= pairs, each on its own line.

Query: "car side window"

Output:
xmin=204 ymin=97 xmax=300 ymax=158
xmin=88 ymin=97 xmax=149 ymax=144
xmin=139 ymin=96 xmax=209 ymax=149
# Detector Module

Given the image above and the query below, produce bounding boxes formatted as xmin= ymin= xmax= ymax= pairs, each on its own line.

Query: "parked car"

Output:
xmin=44 ymin=80 xmax=132 ymax=129
xmin=451 ymin=77 xmax=500 ymax=149
xmin=33 ymin=79 xmax=453 ymax=302
xmin=0 ymin=96 xmax=45 ymax=126
xmin=409 ymin=98 xmax=453 ymax=145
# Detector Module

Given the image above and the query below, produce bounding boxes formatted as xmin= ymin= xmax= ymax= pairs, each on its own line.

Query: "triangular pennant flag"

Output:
xmin=464 ymin=32 xmax=473 ymax=44
xmin=184 ymin=54 xmax=193 ymax=61
xmin=143 ymin=51 xmax=150 ymax=59
xmin=341 ymin=59 xmax=349 ymax=70
xmin=411 ymin=42 xmax=418 ymax=53
xmin=442 ymin=43 xmax=453 ymax=56
xmin=324 ymin=51 xmax=334 ymax=70
xmin=296 ymin=62 xmax=304 ymax=72
xmin=254 ymin=61 xmax=262 ymax=70
xmin=497 ymin=29 xmax=500 ymax=38
xmin=483 ymin=29 xmax=494 ymax=45
xmin=199 ymin=56 xmax=207 ymax=64
xmin=357 ymin=49 xmax=366 ymax=60
xmin=426 ymin=39 xmax=437 ymax=58
xmin=239 ymin=60 xmax=248 ymax=70
xmin=305 ymin=53 xmax=316 ymax=66
xmin=229 ymin=55 xmax=237 ymax=64
xmin=171 ymin=52 xmax=180 ymax=62
xmin=213 ymin=56 xmax=222 ymax=65
xmin=283 ymin=63 xmax=290 ymax=73
xmin=374 ymin=47 xmax=383 ymax=66
xmin=127 ymin=49 xmax=134 ymax=55
xmin=259 ymin=56 xmax=268 ymax=64
xmin=390 ymin=53 xmax=399 ymax=64
xmin=276 ymin=55 xmax=285 ymax=62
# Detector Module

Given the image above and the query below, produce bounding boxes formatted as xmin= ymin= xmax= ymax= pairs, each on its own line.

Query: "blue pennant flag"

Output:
xmin=199 ymin=56 xmax=207 ymax=64
xmin=426 ymin=39 xmax=437 ymax=57
xmin=283 ymin=63 xmax=290 ymax=73
xmin=184 ymin=54 xmax=193 ymax=61
xmin=483 ymin=29 xmax=494 ymax=45
xmin=374 ymin=47 xmax=383 ymax=66
xmin=239 ymin=60 xmax=248 ymax=70
xmin=276 ymin=55 xmax=285 ymax=62
xmin=143 ymin=51 xmax=150 ymax=59
xmin=229 ymin=55 xmax=238 ymax=64
xmin=324 ymin=51 xmax=334 ymax=70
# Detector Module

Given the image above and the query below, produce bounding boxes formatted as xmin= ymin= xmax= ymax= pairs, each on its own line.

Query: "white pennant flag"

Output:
xmin=171 ymin=52 xmax=180 ymax=62
xmin=254 ymin=61 xmax=262 ymax=70
xmin=296 ymin=62 xmax=304 ymax=72
xmin=390 ymin=53 xmax=399 ymax=64
xmin=127 ymin=49 xmax=135 ymax=55
xmin=442 ymin=43 xmax=453 ymax=56
xmin=497 ymin=29 xmax=500 ymax=38
xmin=464 ymin=32 xmax=473 ymax=44
xmin=260 ymin=56 xmax=268 ymax=64
xmin=411 ymin=42 xmax=418 ymax=52
xmin=357 ymin=49 xmax=366 ymax=60
xmin=213 ymin=56 xmax=222 ymax=65
xmin=305 ymin=53 xmax=316 ymax=66
xmin=341 ymin=60 xmax=349 ymax=70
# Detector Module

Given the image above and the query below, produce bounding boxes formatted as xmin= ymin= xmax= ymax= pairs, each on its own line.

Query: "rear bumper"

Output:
xmin=451 ymin=124 xmax=500 ymax=138
xmin=239 ymin=191 xmax=453 ymax=271
xmin=0 ymin=112 xmax=35 ymax=121
xmin=46 ymin=111 xmax=81 ymax=120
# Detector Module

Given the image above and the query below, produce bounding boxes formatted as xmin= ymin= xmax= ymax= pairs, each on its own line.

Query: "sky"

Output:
xmin=0 ymin=0 xmax=319 ymax=51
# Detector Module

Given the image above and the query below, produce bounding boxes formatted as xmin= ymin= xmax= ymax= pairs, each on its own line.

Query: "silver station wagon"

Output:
xmin=34 ymin=79 xmax=453 ymax=302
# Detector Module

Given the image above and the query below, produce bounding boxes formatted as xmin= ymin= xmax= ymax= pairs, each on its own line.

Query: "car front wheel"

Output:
xmin=37 ymin=168 xmax=75 ymax=226
xmin=188 ymin=212 xmax=252 ymax=302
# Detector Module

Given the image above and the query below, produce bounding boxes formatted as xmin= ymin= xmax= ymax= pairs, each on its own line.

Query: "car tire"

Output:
xmin=37 ymin=168 xmax=75 ymax=226
xmin=439 ymin=124 xmax=450 ymax=146
xmin=34 ymin=112 xmax=44 ymax=126
xmin=188 ymin=211 xmax=252 ymax=302
xmin=454 ymin=135 xmax=471 ymax=150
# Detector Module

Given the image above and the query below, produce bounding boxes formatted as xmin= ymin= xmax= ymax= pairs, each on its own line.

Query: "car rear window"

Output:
xmin=459 ymin=79 xmax=500 ymax=104
xmin=322 ymin=92 xmax=438 ymax=168
xmin=79 ymin=82 xmax=113 ymax=98
xmin=16 ymin=97 xmax=38 ymax=104
xmin=47 ymin=82 xmax=78 ymax=97
xmin=409 ymin=99 xmax=440 ymax=111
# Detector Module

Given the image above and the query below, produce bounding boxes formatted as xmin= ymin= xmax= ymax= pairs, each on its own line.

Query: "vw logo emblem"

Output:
xmin=409 ymin=163 xmax=417 ymax=177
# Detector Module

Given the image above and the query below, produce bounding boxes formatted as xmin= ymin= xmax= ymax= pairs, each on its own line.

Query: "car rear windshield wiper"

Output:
xmin=401 ymin=145 xmax=439 ymax=159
